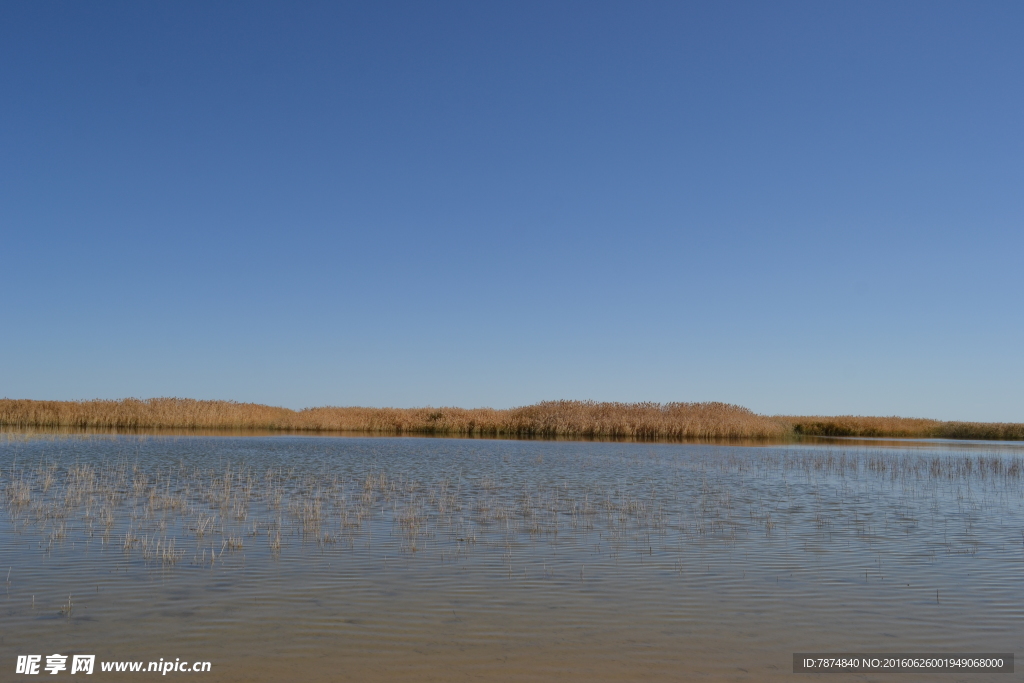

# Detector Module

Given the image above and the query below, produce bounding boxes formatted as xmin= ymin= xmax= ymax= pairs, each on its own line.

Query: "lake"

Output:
xmin=2 ymin=434 xmax=1020 ymax=681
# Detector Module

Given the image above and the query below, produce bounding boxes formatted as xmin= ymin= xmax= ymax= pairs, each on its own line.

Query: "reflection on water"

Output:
xmin=2 ymin=435 xmax=1021 ymax=681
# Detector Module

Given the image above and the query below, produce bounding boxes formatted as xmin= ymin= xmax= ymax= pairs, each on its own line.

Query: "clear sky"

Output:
xmin=2 ymin=1 xmax=1022 ymax=420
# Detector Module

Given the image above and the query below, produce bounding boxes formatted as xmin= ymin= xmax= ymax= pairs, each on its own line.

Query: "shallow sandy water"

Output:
xmin=2 ymin=436 xmax=1020 ymax=681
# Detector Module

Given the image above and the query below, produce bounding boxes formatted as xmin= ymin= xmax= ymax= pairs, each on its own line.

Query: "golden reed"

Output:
xmin=775 ymin=414 xmax=1024 ymax=440
xmin=0 ymin=398 xmax=1021 ymax=441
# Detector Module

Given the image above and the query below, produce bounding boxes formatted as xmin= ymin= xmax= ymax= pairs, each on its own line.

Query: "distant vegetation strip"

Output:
xmin=0 ymin=399 xmax=785 ymax=439
xmin=775 ymin=415 xmax=1024 ymax=441
xmin=0 ymin=399 xmax=1021 ymax=441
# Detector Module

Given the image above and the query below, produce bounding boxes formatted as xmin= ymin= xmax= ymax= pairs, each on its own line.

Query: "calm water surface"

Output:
xmin=1 ymin=435 xmax=1021 ymax=681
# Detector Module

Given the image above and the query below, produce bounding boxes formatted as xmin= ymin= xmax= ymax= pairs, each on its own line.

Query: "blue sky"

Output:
xmin=2 ymin=1 xmax=1022 ymax=420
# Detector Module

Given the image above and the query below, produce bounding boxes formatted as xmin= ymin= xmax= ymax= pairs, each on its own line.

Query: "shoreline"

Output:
xmin=1 ymin=398 xmax=1022 ymax=442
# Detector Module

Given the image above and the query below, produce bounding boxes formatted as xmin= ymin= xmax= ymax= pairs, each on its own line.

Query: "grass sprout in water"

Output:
xmin=2 ymin=441 xmax=1020 ymax=575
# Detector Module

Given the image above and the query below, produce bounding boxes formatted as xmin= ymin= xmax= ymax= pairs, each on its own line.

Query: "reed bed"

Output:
xmin=777 ymin=415 xmax=1024 ymax=440
xmin=3 ymin=398 xmax=1021 ymax=440
xmin=0 ymin=399 xmax=785 ymax=439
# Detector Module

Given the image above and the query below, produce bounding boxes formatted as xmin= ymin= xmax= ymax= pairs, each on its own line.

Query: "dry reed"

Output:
xmin=776 ymin=415 xmax=1024 ymax=441
xmin=0 ymin=398 xmax=1021 ymax=441
xmin=0 ymin=398 xmax=784 ymax=439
